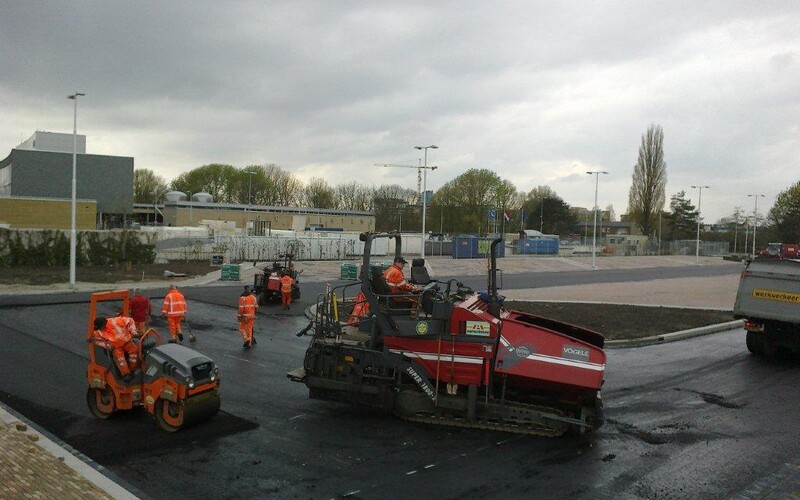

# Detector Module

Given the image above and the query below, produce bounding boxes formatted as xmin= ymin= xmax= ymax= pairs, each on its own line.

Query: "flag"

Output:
xmin=488 ymin=208 xmax=497 ymax=220
xmin=503 ymin=210 xmax=511 ymax=222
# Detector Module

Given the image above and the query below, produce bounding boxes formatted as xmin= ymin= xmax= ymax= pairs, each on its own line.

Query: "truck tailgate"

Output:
xmin=733 ymin=259 xmax=800 ymax=323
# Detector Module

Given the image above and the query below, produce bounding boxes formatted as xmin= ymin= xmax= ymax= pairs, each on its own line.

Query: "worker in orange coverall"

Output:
xmin=280 ymin=271 xmax=295 ymax=310
xmin=238 ymin=285 xmax=258 ymax=348
xmin=93 ymin=316 xmax=139 ymax=382
xmin=382 ymin=256 xmax=422 ymax=294
xmin=161 ymin=284 xmax=187 ymax=343
xmin=129 ymin=288 xmax=151 ymax=333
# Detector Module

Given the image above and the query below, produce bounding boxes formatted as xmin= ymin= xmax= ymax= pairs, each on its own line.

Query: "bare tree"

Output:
xmin=334 ymin=181 xmax=373 ymax=211
xmin=301 ymin=177 xmax=336 ymax=208
xmin=134 ymin=168 xmax=168 ymax=204
xmin=628 ymin=124 xmax=667 ymax=236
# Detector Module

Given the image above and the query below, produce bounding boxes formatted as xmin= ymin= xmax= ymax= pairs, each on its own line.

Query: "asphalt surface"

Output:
xmin=3 ymin=263 xmax=800 ymax=499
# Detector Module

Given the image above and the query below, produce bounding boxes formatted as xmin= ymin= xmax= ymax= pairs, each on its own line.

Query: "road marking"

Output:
xmin=423 ymin=464 xmax=435 ymax=469
xmin=406 ymin=470 xmax=418 ymax=475
xmin=223 ymin=354 xmax=269 ymax=368
xmin=288 ymin=414 xmax=306 ymax=421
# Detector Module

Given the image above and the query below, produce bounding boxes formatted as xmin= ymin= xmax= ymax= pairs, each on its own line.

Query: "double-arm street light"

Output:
xmin=67 ymin=92 xmax=86 ymax=289
xmin=747 ymin=193 xmax=765 ymax=258
xmin=586 ymin=171 xmax=609 ymax=269
xmin=691 ymin=185 xmax=710 ymax=263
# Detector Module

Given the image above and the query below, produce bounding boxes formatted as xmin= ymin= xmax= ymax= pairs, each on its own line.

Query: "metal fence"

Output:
xmin=668 ymin=240 xmax=730 ymax=256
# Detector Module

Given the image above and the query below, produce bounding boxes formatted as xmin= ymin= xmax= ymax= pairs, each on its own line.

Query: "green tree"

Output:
xmin=667 ymin=190 xmax=697 ymax=240
xmin=521 ymin=187 xmax=577 ymax=236
xmin=133 ymin=168 xmax=168 ymax=204
xmin=430 ymin=169 xmax=503 ymax=234
xmin=768 ymin=180 xmax=800 ymax=242
xmin=170 ymin=163 xmax=240 ymax=203
xmin=628 ymin=124 xmax=668 ymax=236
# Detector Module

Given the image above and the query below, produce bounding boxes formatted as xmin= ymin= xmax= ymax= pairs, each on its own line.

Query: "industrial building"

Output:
xmin=134 ymin=192 xmax=375 ymax=233
xmin=0 ymin=131 xmax=133 ymax=229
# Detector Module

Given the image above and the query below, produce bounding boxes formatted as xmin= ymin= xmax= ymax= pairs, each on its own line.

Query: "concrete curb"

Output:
xmin=0 ymin=402 xmax=142 ymax=500
xmin=605 ymin=320 xmax=744 ymax=348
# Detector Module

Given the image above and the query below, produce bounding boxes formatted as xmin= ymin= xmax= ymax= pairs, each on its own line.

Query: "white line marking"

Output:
xmin=423 ymin=464 xmax=436 ymax=469
xmin=289 ymin=414 xmax=306 ymax=421
xmin=406 ymin=470 xmax=418 ymax=475
xmin=223 ymin=354 xmax=269 ymax=368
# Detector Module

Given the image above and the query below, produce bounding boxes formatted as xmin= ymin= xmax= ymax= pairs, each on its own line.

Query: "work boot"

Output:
xmin=178 ymin=333 xmax=184 ymax=342
xmin=189 ymin=334 xmax=196 ymax=344
xmin=251 ymin=336 xmax=258 ymax=345
xmin=169 ymin=338 xmax=177 ymax=344
xmin=243 ymin=341 xmax=251 ymax=349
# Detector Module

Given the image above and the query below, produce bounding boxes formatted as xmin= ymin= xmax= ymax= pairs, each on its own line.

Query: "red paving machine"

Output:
xmin=253 ymin=253 xmax=301 ymax=305
xmin=289 ymin=232 xmax=606 ymax=436
xmin=86 ymin=290 xmax=221 ymax=431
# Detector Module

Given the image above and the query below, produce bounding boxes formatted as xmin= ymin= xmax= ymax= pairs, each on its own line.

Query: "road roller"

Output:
xmin=85 ymin=290 xmax=221 ymax=432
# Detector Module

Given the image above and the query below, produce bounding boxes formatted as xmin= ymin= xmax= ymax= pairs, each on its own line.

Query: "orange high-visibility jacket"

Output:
xmin=162 ymin=290 xmax=186 ymax=317
xmin=280 ymin=275 xmax=294 ymax=293
xmin=238 ymin=293 xmax=258 ymax=318
xmin=96 ymin=316 xmax=136 ymax=347
xmin=383 ymin=264 xmax=413 ymax=293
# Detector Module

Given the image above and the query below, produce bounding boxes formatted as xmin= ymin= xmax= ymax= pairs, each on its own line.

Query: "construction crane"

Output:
xmin=373 ymin=162 xmax=424 ymax=198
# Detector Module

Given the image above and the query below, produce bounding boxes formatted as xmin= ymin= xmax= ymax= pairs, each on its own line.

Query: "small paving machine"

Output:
xmin=253 ymin=253 xmax=301 ymax=305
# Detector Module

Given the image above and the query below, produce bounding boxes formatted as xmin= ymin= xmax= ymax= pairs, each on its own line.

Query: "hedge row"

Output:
xmin=0 ymin=229 xmax=156 ymax=267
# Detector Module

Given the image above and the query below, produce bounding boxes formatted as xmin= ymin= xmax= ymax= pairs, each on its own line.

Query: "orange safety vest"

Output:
xmin=383 ymin=264 xmax=412 ymax=293
xmin=280 ymin=275 xmax=294 ymax=293
xmin=97 ymin=316 xmax=136 ymax=346
xmin=162 ymin=290 xmax=186 ymax=317
xmin=238 ymin=293 xmax=258 ymax=318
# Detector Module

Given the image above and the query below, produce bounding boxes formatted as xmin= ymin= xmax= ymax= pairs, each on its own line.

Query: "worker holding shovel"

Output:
xmin=238 ymin=285 xmax=259 ymax=348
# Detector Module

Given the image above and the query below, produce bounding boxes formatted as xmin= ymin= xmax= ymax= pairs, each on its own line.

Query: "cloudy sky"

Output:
xmin=2 ymin=1 xmax=798 ymax=222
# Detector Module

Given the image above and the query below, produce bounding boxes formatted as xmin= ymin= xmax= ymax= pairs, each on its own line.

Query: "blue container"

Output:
xmin=452 ymin=236 xmax=505 ymax=259
xmin=517 ymin=239 xmax=559 ymax=255
xmin=452 ymin=236 xmax=479 ymax=259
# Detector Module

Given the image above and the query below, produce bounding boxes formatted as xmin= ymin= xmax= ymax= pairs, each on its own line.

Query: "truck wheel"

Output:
xmin=292 ymin=287 xmax=301 ymax=300
xmin=257 ymin=292 xmax=266 ymax=306
xmin=87 ymin=387 xmax=115 ymax=419
xmin=154 ymin=399 xmax=184 ymax=432
xmin=746 ymin=331 xmax=764 ymax=355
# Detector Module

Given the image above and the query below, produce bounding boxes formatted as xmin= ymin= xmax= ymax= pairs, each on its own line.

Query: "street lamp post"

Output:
xmin=246 ymin=171 xmax=256 ymax=207
xmin=748 ymin=194 xmax=765 ymax=258
xmin=415 ymin=145 xmax=438 ymax=258
xmin=690 ymin=185 xmax=710 ymax=263
xmin=586 ymin=171 xmax=609 ymax=269
xmin=67 ymin=92 xmax=85 ymax=289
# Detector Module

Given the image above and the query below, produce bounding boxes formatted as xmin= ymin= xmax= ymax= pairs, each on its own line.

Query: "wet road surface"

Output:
xmin=3 ymin=264 xmax=800 ymax=498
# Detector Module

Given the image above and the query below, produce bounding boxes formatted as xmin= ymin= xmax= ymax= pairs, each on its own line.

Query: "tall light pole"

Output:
xmin=586 ymin=171 xmax=609 ymax=269
xmin=246 ymin=171 xmax=256 ymax=207
xmin=691 ymin=185 xmax=710 ymax=263
xmin=67 ymin=92 xmax=85 ymax=289
xmin=748 ymin=194 xmax=765 ymax=258
xmin=415 ymin=145 xmax=438 ymax=258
